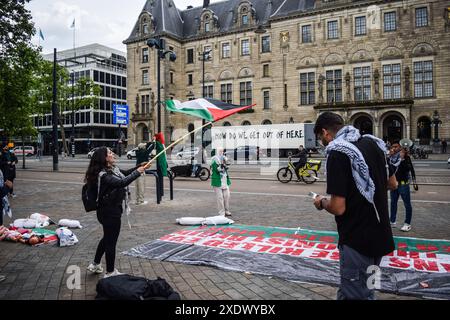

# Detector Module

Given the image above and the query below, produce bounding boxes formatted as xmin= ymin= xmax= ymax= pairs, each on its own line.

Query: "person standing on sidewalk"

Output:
xmin=134 ymin=140 xmax=155 ymax=205
xmin=389 ymin=142 xmax=415 ymax=232
xmin=442 ymin=139 xmax=447 ymax=154
xmin=8 ymin=149 xmax=17 ymax=198
xmin=211 ymin=148 xmax=231 ymax=217
xmin=312 ymin=112 xmax=397 ymax=300
xmin=85 ymin=147 xmax=145 ymax=278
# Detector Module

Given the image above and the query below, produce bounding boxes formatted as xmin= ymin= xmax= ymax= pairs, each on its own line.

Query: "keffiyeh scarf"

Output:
xmin=325 ymin=125 xmax=387 ymax=222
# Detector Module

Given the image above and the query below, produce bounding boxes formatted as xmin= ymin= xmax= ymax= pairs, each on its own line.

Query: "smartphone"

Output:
xmin=308 ymin=192 xmax=318 ymax=199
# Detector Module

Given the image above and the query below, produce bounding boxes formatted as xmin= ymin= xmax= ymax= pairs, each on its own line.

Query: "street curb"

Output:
xmin=16 ymin=169 xmax=450 ymax=186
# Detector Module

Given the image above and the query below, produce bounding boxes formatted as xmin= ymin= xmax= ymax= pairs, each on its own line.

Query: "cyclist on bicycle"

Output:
xmin=291 ymin=145 xmax=308 ymax=181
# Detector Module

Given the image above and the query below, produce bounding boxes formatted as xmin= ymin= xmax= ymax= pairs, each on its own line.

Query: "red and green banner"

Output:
xmin=124 ymin=224 xmax=450 ymax=299
xmin=159 ymin=225 xmax=450 ymax=273
xmin=165 ymin=98 xmax=254 ymax=122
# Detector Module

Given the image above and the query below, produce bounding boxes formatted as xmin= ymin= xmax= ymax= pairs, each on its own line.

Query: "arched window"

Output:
xmin=223 ymin=121 xmax=232 ymax=126
xmin=242 ymin=121 xmax=251 ymax=126
xmin=262 ymin=119 xmax=272 ymax=125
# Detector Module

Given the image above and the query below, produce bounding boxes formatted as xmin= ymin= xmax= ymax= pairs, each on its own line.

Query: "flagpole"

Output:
xmin=143 ymin=102 xmax=255 ymax=169
xmin=143 ymin=121 xmax=213 ymax=169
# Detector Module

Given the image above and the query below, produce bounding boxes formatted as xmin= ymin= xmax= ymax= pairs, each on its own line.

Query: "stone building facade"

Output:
xmin=124 ymin=0 xmax=450 ymax=147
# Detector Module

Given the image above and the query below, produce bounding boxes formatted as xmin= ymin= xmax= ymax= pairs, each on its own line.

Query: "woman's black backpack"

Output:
xmin=82 ymin=171 xmax=106 ymax=212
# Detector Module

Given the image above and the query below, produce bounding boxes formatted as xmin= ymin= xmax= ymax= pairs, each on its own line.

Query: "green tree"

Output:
xmin=0 ymin=0 xmax=40 ymax=140
xmin=32 ymin=59 xmax=101 ymax=154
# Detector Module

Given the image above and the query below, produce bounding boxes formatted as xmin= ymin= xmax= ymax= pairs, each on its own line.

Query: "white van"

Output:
xmin=13 ymin=146 xmax=35 ymax=156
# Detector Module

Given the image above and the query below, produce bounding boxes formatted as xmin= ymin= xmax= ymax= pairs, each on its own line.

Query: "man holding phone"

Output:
xmin=311 ymin=112 xmax=397 ymax=300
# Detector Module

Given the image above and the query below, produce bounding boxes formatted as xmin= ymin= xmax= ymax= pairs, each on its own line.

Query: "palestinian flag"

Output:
xmin=165 ymin=98 xmax=254 ymax=122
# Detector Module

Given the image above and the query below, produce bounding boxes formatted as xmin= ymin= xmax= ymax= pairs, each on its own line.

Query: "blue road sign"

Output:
xmin=113 ymin=104 xmax=129 ymax=125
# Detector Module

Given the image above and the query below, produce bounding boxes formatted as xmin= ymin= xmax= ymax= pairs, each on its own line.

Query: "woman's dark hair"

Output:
xmin=84 ymin=146 xmax=108 ymax=184
xmin=313 ymin=112 xmax=344 ymax=135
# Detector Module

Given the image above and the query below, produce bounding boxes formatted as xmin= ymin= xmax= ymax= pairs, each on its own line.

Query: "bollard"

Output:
xmin=168 ymin=171 xmax=174 ymax=200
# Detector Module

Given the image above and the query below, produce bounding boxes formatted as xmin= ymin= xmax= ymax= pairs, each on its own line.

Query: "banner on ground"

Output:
xmin=124 ymin=225 xmax=450 ymax=299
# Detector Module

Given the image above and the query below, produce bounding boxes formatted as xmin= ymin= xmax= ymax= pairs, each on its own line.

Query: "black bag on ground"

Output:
xmin=96 ymin=274 xmax=181 ymax=300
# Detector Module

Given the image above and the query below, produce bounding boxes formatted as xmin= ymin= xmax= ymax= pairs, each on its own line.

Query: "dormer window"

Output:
xmin=205 ymin=21 xmax=210 ymax=32
xmin=236 ymin=2 xmax=255 ymax=28
xmin=140 ymin=13 xmax=154 ymax=35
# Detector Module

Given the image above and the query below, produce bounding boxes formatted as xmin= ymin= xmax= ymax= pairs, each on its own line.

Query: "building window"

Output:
xmin=188 ymin=73 xmax=193 ymax=86
xmin=301 ymin=25 xmax=312 ymax=43
xmin=170 ymin=72 xmax=174 ymax=84
xmin=261 ymin=36 xmax=270 ymax=53
xmin=142 ymin=69 xmax=149 ymax=85
xmin=141 ymin=94 xmax=150 ymax=114
xmin=327 ymin=20 xmax=339 ymax=39
xmin=241 ymin=39 xmax=250 ymax=56
xmin=263 ymin=64 xmax=269 ymax=77
xmin=203 ymin=85 xmax=213 ymax=98
xmin=222 ymin=42 xmax=230 ymax=58
xmin=239 ymin=81 xmax=252 ymax=106
xmin=354 ymin=66 xmax=371 ymax=101
xmin=205 ymin=22 xmax=210 ymax=32
xmin=326 ymin=70 xmax=343 ymax=103
xmin=187 ymin=49 xmax=194 ymax=64
xmin=221 ymin=84 xmax=232 ymax=103
xmin=203 ymin=45 xmax=212 ymax=60
xmin=414 ymin=61 xmax=433 ymax=98
xmin=143 ymin=23 xmax=149 ymax=34
xmin=142 ymin=48 xmax=149 ymax=63
xmin=242 ymin=15 xmax=248 ymax=25
xmin=415 ymin=7 xmax=428 ymax=27
xmin=384 ymin=12 xmax=397 ymax=31
xmin=355 ymin=16 xmax=367 ymax=36
xmin=263 ymin=91 xmax=270 ymax=109
xmin=300 ymin=72 xmax=315 ymax=105
xmin=383 ymin=64 xmax=401 ymax=99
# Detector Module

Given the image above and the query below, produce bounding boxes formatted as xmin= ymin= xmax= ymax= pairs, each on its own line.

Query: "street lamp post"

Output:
xmin=147 ymin=37 xmax=176 ymax=199
xmin=431 ymin=110 xmax=442 ymax=143
xmin=71 ymin=71 xmax=75 ymax=157
xmin=200 ymin=49 xmax=212 ymax=165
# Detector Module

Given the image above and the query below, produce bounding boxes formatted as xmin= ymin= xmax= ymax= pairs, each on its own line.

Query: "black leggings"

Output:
xmin=94 ymin=214 xmax=121 ymax=273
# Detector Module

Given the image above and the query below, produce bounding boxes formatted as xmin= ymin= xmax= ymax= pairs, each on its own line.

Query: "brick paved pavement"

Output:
xmin=1 ymin=170 xmax=448 ymax=300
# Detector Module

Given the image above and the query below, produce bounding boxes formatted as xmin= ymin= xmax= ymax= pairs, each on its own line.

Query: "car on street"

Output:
xmin=173 ymin=146 xmax=200 ymax=160
xmin=13 ymin=146 xmax=35 ymax=157
xmin=226 ymin=146 xmax=267 ymax=161
xmin=127 ymin=147 xmax=138 ymax=159
xmin=87 ymin=147 xmax=99 ymax=159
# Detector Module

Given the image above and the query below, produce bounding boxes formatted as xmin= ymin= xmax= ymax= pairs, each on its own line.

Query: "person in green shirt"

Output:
xmin=134 ymin=141 xmax=154 ymax=205
xmin=211 ymin=147 xmax=231 ymax=217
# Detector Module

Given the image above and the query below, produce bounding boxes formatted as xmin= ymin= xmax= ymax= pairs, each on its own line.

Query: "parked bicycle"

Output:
xmin=411 ymin=146 xmax=429 ymax=159
xmin=277 ymin=157 xmax=322 ymax=184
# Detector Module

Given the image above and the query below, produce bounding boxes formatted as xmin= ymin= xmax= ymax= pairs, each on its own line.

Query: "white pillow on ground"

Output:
xmin=29 ymin=213 xmax=51 ymax=227
xmin=58 ymin=219 xmax=82 ymax=229
xmin=13 ymin=219 xmax=40 ymax=229
xmin=176 ymin=215 xmax=234 ymax=226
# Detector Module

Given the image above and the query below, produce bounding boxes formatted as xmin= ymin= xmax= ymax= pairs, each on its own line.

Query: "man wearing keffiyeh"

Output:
xmin=311 ymin=112 xmax=397 ymax=300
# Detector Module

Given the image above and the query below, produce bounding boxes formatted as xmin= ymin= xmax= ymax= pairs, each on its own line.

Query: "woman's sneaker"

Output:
xmin=87 ymin=263 xmax=104 ymax=274
xmin=104 ymin=269 xmax=124 ymax=278
xmin=400 ymin=223 xmax=411 ymax=232
xmin=390 ymin=221 xmax=397 ymax=228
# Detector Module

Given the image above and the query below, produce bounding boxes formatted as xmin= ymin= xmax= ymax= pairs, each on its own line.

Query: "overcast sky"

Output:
xmin=27 ymin=0 xmax=220 ymax=54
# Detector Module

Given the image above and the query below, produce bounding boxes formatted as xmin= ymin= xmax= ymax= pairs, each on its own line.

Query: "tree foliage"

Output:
xmin=0 ymin=0 xmax=40 ymax=138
